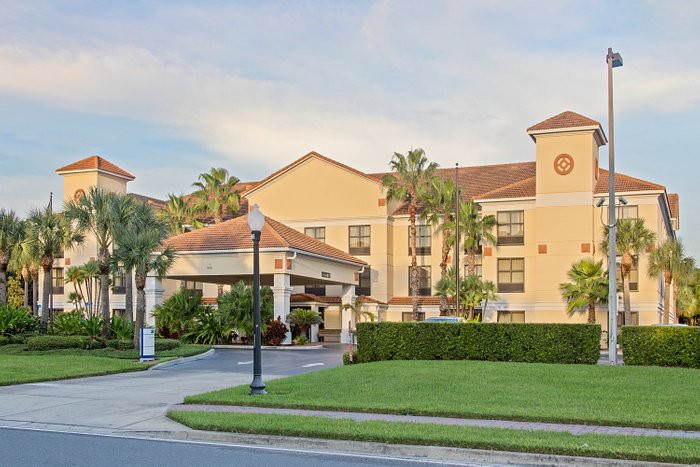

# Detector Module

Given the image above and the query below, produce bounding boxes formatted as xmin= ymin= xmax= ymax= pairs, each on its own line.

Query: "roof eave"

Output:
xmin=527 ymin=125 xmax=608 ymax=146
xmin=56 ymin=168 xmax=136 ymax=181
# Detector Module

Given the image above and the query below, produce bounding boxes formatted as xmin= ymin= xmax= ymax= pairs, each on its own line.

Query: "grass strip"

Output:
xmin=184 ymin=360 xmax=700 ymax=431
xmin=168 ymin=411 xmax=700 ymax=464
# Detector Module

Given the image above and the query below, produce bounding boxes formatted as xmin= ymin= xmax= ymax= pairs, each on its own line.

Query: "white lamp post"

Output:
xmin=247 ymin=204 xmax=266 ymax=394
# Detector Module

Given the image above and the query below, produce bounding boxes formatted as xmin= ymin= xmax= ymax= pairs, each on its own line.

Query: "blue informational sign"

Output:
xmin=140 ymin=327 xmax=156 ymax=362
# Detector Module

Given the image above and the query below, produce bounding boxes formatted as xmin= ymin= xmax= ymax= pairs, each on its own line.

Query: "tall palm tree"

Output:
xmin=458 ymin=200 xmax=496 ymax=276
xmin=112 ymin=204 xmax=175 ymax=349
xmin=420 ymin=177 xmax=457 ymax=315
xmin=601 ymin=218 xmax=655 ymax=326
xmin=0 ymin=209 xmax=24 ymax=305
xmin=674 ymin=256 xmax=696 ymax=322
xmin=559 ymin=258 xmax=609 ymax=324
xmin=65 ymin=187 xmax=134 ymax=338
xmin=25 ymin=207 xmax=84 ymax=330
xmin=191 ymin=167 xmax=241 ymax=224
xmin=64 ymin=265 xmax=87 ymax=312
xmin=649 ymin=240 xmax=694 ymax=323
xmin=383 ymin=149 xmax=439 ymax=320
xmin=158 ymin=193 xmax=203 ymax=235
xmin=481 ymin=280 xmax=498 ymax=321
xmin=9 ymin=230 xmax=37 ymax=310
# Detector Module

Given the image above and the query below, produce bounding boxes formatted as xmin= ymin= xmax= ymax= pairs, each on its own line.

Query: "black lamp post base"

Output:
xmin=249 ymin=378 xmax=267 ymax=395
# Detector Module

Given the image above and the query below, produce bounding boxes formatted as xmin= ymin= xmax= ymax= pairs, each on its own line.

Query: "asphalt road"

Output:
xmin=0 ymin=427 xmax=478 ymax=467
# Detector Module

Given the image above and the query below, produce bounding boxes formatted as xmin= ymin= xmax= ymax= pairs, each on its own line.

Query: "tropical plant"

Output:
xmin=216 ymin=281 xmax=273 ymax=342
xmin=601 ymin=218 xmax=655 ymax=326
xmin=0 ymin=209 xmax=23 ymax=306
xmin=112 ymin=202 xmax=175 ymax=349
xmin=151 ymin=289 xmax=205 ymax=338
xmin=648 ymin=240 xmax=682 ymax=324
xmin=559 ymin=259 xmax=609 ymax=324
xmin=457 ymin=200 xmax=496 ymax=276
xmin=0 ymin=305 xmax=38 ymax=335
xmin=6 ymin=276 xmax=24 ymax=309
xmin=340 ymin=300 xmax=376 ymax=329
xmin=158 ymin=193 xmax=203 ymax=235
xmin=9 ymin=234 xmax=39 ymax=311
xmin=191 ymin=167 xmax=241 ymax=224
xmin=286 ymin=308 xmax=323 ymax=340
xmin=420 ymin=177 xmax=457 ymax=315
xmin=383 ymin=149 xmax=439 ymax=320
xmin=50 ymin=310 xmax=85 ymax=336
xmin=182 ymin=307 xmax=231 ymax=345
xmin=81 ymin=315 xmax=104 ymax=340
xmin=64 ymin=186 xmax=135 ymax=339
xmin=25 ymin=207 xmax=85 ymax=331
xmin=109 ymin=316 xmax=135 ymax=340
xmin=460 ymin=275 xmax=484 ymax=320
xmin=64 ymin=265 xmax=87 ymax=312
xmin=481 ymin=280 xmax=498 ymax=319
xmin=264 ymin=317 xmax=288 ymax=346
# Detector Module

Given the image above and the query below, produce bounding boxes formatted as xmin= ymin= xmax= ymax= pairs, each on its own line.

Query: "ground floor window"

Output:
xmin=356 ymin=267 xmax=371 ymax=296
xmin=497 ymin=258 xmax=524 ymax=293
xmin=181 ymin=280 xmax=203 ymax=292
xmin=616 ymin=311 xmax=639 ymax=327
xmin=402 ymin=312 xmax=426 ymax=322
xmin=497 ymin=310 xmax=525 ymax=323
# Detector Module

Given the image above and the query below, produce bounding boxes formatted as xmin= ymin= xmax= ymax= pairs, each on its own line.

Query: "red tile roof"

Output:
xmin=387 ymin=296 xmax=443 ymax=306
xmin=163 ymin=214 xmax=366 ymax=266
xmin=594 ymin=170 xmax=665 ymax=194
xmin=527 ymin=111 xmax=601 ymax=132
xmin=56 ymin=155 xmax=135 ymax=180
xmin=668 ymin=193 xmax=679 ymax=221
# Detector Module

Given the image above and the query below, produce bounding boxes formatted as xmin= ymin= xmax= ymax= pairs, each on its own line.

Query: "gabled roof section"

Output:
xmin=163 ymin=213 xmax=367 ymax=266
xmin=527 ymin=111 xmax=607 ymax=145
xmin=242 ymin=151 xmax=383 ymax=197
xmin=668 ymin=193 xmax=679 ymax=219
xmin=594 ymin=169 xmax=665 ymax=194
xmin=56 ymin=155 xmax=135 ymax=181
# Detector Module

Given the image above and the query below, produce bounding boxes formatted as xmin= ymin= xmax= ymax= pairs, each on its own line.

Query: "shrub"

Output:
xmin=620 ymin=326 xmax=700 ymax=368
xmin=264 ymin=317 xmax=288 ymax=346
xmin=107 ymin=339 xmax=134 ymax=351
xmin=9 ymin=332 xmax=40 ymax=344
xmin=26 ymin=335 xmax=102 ymax=351
xmin=181 ymin=308 xmax=234 ymax=345
xmin=343 ymin=350 xmax=360 ymax=365
xmin=356 ymin=322 xmax=601 ymax=364
xmin=110 ymin=317 xmax=135 ymax=340
xmin=51 ymin=311 xmax=85 ymax=336
xmin=286 ymin=309 xmax=322 ymax=340
xmin=0 ymin=305 xmax=39 ymax=336
xmin=217 ymin=282 xmax=274 ymax=341
xmin=155 ymin=338 xmax=181 ymax=351
xmin=293 ymin=336 xmax=309 ymax=345
xmin=0 ymin=336 xmax=9 ymax=346
xmin=151 ymin=289 xmax=204 ymax=338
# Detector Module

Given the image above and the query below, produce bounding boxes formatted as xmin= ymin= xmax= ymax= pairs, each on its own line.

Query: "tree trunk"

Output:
xmin=662 ymin=272 xmax=672 ymax=324
xmin=621 ymin=254 xmax=632 ymax=326
xmin=409 ymin=204 xmax=419 ymax=321
xmin=468 ymin=305 xmax=474 ymax=320
xmin=467 ymin=250 xmax=475 ymax=276
xmin=673 ymin=281 xmax=680 ymax=324
xmin=0 ymin=256 xmax=8 ymax=305
xmin=587 ymin=302 xmax=596 ymax=324
xmin=134 ymin=273 xmax=147 ymax=350
xmin=439 ymin=235 xmax=450 ymax=315
xmin=40 ymin=264 xmax=52 ymax=332
xmin=22 ymin=268 xmax=29 ymax=308
xmin=98 ymin=249 xmax=111 ymax=340
xmin=125 ymin=267 xmax=134 ymax=321
xmin=31 ymin=269 xmax=39 ymax=317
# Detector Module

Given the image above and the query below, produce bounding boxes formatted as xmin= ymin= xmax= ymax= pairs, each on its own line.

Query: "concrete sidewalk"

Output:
xmin=171 ymin=404 xmax=700 ymax=440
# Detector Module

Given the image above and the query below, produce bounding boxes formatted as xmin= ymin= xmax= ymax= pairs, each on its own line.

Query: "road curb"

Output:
xmin=212 ymin=344 xmax=324 ymax=351
xmin=133 ymin=429 xmax=672 ymax=466
xmin=148 ymin=348 xmax=216 ymax=371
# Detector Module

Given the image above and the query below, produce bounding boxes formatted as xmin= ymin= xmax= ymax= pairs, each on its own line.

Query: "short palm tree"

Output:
xmin=0 ymin=209 xmax=24 ymax=305
xmin=65 ymin=187 xmax=134 ymax=338
xmin=559 ymin=258 xmax=608 ymax=324
xmin=420 ymin=177 xmax=457 ymax=315
xmin=25 ymin=207 xmax=85 ymax=330
xmin=601 ymin=218 xmax=655 ymax=326
xmin=649 ymin=239 xmax=694 ymax=323
xmin=383 ymin=149 xmax=439 ymax=320
xmin=481 ymin=280 xmax=498 ymax=320
xmin=112 ymin=206 xmax=175 ymax=349
xmin=458 ymin=200 xmax=496 ymax=276
xmin=286 ymin=308 xmax=323 ymax=340
xmin=158 ymin=193 xmax=203 ymax=235
xmin=9 ymin=229 xmax=37 ymax=310
xmin=191 ymin=167 xmax=241 ymax=224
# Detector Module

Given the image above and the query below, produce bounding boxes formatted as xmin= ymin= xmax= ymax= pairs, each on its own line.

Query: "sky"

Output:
xmin=0 ymin=1 xmax=699 ymax=256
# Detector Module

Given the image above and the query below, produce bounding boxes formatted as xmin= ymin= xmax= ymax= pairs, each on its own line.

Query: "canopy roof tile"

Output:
xmin=56 ymin=155 xmax=135 ymax=181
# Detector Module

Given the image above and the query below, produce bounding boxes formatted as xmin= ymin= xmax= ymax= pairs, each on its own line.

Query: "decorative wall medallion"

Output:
xmin=73 ymin=188 xmax=86 ymax=202
xmin=553 ymin=154 xmax=574 ymax=175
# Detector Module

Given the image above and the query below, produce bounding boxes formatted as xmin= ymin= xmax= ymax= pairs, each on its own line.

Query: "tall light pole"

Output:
xmin=455 ymin=163 xmax=460 ymax=317
xmin=247 ymin=203 xmax=266 ymax=394
xmin=607 ymin=47 xmax=623 ymax=365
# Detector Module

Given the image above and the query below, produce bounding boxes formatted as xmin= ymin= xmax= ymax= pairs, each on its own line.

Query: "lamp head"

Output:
xmin=619 ymin=197 xmax=628 ymax=205
xmin=596 ymin=198 xmax=606 ymax=208
xmin=247 ymin=204 xmax=265 ymax=233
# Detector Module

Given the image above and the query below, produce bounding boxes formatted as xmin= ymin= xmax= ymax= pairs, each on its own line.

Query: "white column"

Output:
xmin=144 ymin=275 xmax=164 ymax=327
xmin=340 ymin=284 xmax=356 ymax=344
xmin=273 ymin=273 xmax=293 ymax=344
xmin=310 ymin=304 xmax=320 ymax=342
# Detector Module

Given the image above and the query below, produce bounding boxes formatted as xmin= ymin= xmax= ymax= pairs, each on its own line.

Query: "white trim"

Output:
xmin=527 ymin=125 xmax=607 ymax=145
xmin=474 ymin=196 xmax=536 ymax=204
xmin=56 ymin=168 xmax=135 ymax=181
xmin=173 ymin=247 xmax=365 ymax=268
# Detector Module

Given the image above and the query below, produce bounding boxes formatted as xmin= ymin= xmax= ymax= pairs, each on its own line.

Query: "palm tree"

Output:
xmin=191 ymin=167 xmax=241 ymax=224
xmin=64 ymin=265 xmax=87 ymax=312
xmin=434 ymin=268 xmax=456 ymax=316
xmin=383 ymin=149 xmax=439 ymax=320
xmin=461 ymin=275 xmax=483 ymax=320
xmin=481 ymin=280 xmax=498 ymax=321
xmin=9 ymin=231 xmax=38 ymax=310
xmin=601 ymin=218 xmax=655 ymax=326
xmin=25 ymin=207 xmax=84 ymax=330
xmin=559 ymin=258 xmax=609 ymax=324
xmin=674 ymin=257 xmax=696 ymax=322
xmin=112 ymin=204 xmax=175 ymax=349
xmin=65 ymin=187 xmax=134 ymax=338
xmin=420 ymin=177 xmax=457 ymax=315
xmin=158 ymin=193 xmax=203 ymax=235
xmin=286 ymin=308 xmax=323 ymax=340
xmin=0 ymin=209 xmax=24 ymax=305
xmin=458 ymin=200 xmax=496 ymax=276
xmin=649 ymin=240 xmax=694 ymax=323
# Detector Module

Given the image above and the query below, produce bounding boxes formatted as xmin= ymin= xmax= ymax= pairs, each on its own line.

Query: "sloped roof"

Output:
xmin=387 ymin=296 xmax=444 ymax=306
xmin=594 ymin=170 xmax=665 ymax=194
xmin=130 ymin=193 xmax=166 ymax=208
xmin=527 ymin=111 xmax=601 ymax=132
xmin=668 ymin=193 xmax=679 ymax=219
xmin=56 ymin=155 xmax=135 ymax=181
xmin=163 ymin=213 xmax=366 ymax=266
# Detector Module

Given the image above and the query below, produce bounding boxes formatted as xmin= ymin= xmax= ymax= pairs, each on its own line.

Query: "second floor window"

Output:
xmin=497 ymin=258 xmax=524 ymax=293
xmin=52 ymin=267 xmax=64 ymax=295
xmin=305 ymin=284 xmax=326 ymax=296
xmin=356 ymin=267 xmax=371 ymax=296
xmin=349 ymin=225 xmax=371 ymax=255
xmin=617 ymin=205 xmax=638 ymax=220
xmin=465 ymin=255 xmax=483 ymax=279
xmin=408 ymin=225 xmax=431 ymax=256
xmin=305 ymin=227 xmax=326 ymax=243
xmin=497 ymin=211 xmax=524 ymax=245
xmin=408 ymin=266 xmax=431 ymax=296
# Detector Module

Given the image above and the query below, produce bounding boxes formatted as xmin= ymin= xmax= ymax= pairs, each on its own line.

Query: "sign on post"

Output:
xmin=140 ymin=327 xmax=155 ymax=362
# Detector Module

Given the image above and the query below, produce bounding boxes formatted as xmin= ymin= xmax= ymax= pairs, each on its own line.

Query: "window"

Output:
xmin=305 ymin=227 xmax=326 ymax=243
xmin=464 ymin=255 xmax=483 ymax=278
xmin=349 ymin=225 xmax=371 ymax=255
xmin=408 ymin=266 xmax=431 ymax=296
xmin=181 ymin=280 xmax=203 ymax=292
xmin=408 ymin=225 xmax=431 ymax=255
xmin=52 ymin=267 xmax=64 ymax=295
xmin=497 ymin=258 xmax=524 ymax=293
xmin=356 ymin=267 xmax=371 ymax=296
xmin=616 ymin=256 xmax=639 ymax=292
xmin=617 ymin=205 xmax=638 ymax=220
xmin=305 ymin=284 xmax=326 ymax=296
xmin=402 ymin=312 xmax=426 ymax=322
xmin=497 ymin=310 xmax=525 ymax=323
xmin=497 ymin=211 xmax=524 ymax=245
xmin=112 ymin=270 xmax=126 ymax=295
xmin=617 ymin=311 xmax=639 ymax=327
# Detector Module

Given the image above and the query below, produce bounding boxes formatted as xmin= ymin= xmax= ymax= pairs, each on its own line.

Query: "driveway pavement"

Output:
xmin=0 ymin=345 xmax=345 ymax=434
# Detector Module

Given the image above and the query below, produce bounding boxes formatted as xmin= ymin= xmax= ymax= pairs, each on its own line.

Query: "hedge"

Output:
xmin=26 ymin=335 xmax=103 ymax=351
xmin=156 ymin=338 xmax=181 ymax=351
xmin=107 ymin=339 xmax=134 ymax=351
xmin=620 ymin=326 xmax=700 ymax=368
xmin=356 ymin=322 xmax=601 ymax=364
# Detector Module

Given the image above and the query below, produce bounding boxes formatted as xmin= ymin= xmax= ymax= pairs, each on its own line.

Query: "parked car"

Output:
xmin=423 ymin=316 xmax=462 ymax=323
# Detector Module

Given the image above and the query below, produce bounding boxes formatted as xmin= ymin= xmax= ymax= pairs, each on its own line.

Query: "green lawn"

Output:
xmin=0 ymin=344 xmax=210 ymax=386
xmin=184 ymin=360 xmax=700 ymax=430
xmin=168 ymin=411 xmax=700 ymax=464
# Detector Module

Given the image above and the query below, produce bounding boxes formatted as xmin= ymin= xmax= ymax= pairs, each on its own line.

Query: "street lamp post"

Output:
xmin=455 ymin=163 xmax=460 ymax=317
xmin=248 ymin=203 xmax=267 ymax=395
xmin=606 ymin=47 xmax=623 ymax=365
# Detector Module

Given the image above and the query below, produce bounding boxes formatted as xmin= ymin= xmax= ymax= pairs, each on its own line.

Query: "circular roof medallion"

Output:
xmin=553 ymin=154 xmax=574 ymax=175
xmin=73 ymin=188 xmax=86 ymax=202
